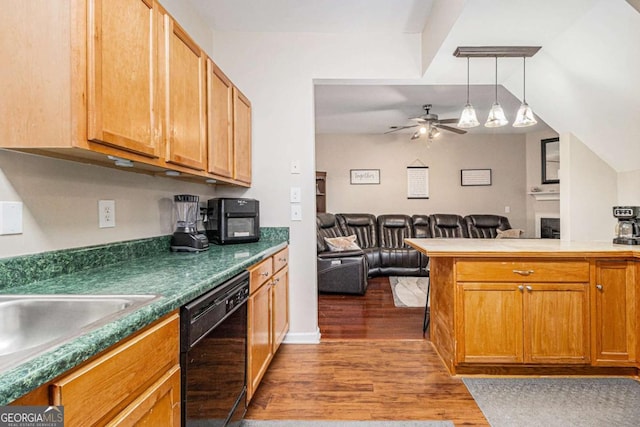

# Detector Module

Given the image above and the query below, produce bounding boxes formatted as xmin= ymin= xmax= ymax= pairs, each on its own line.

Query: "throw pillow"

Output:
xmin=496 ymin=228 xmax=524 ymax=239
xmin=324 ymin=235 xmax=360 ymax=251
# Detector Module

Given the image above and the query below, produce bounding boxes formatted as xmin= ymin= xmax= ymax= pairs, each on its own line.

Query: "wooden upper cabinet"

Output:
xmin=233 ymin=87 xmax=252 ymax=184
xmin=163 ymin=15 xmax=206 ymax=171
xmin=87 ymin=0 xmax=161 ymax=158
xmin=206 ymin=59 xmax=234 ymax=178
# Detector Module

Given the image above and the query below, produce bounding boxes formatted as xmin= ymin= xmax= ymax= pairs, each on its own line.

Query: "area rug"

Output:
xmin=389 ymin=276 xmax=428 ymax=308
xmin=463 ymin=377 xmax=640 ymax=427
xmin=242 ymin=421 xmax=453 ymax=427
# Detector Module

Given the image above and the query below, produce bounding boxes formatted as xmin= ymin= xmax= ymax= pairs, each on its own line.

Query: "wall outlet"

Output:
xmin=99 ymin=200 xmax=116 ymax=228
xmin=290 ymin=204 xmax=302 ymax=221
xmin=0 ymin=201 xmax=23 ymax=235
xmin=290 ymin=160 xmax=301 ymax=174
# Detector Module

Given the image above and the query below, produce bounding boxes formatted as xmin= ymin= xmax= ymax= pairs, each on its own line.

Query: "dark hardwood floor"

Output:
xmin=246 ymin=276 xmax=488 ymax=426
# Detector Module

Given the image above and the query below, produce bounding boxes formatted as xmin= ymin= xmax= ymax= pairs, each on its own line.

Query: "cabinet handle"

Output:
xmin=279 ymin=257 xmax=287 ymax=262
xmin=596 ymin=284 xmax=603 ymax=290
xmin=513 ymin=269 xmax=534 ymax=276
xmin=518 ymin=285 xmax=524 ymax=291
xmin=261 ymin=272 xmax=269 ymax=277
xmin=525 ymin=285 xmax=533 ymax=291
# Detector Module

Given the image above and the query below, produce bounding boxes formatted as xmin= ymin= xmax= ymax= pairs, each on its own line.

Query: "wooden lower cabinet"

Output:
xmin=247 ymin=246 xmax=289 ymax=401
xmin=247 ymin=277 xmax=273 ymax=400
xmin=593 ymin=261 xmax=636 ymax=365
xmin=272 ymin=266 xmax=290 ymax=353
xmin=9 ymin=312 xmax=181 ymax=426
xmin=458 ymin=282 xmax=589 ymax=364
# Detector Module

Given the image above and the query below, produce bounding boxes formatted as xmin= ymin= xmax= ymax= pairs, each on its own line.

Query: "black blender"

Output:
xmin=170 ymin=194 xmax=209 ymax=252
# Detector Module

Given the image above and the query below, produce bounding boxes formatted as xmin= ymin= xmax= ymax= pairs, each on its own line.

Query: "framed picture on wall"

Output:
xmin=541 ymin=137 xmax=560 ymax=184
xmin=350 ymin=169 xmax=380 ymax=185
xmin=461 ymin=169 xmax=492 ymax=186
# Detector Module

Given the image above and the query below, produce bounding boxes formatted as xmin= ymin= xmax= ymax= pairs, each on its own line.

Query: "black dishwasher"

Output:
xmin=180 ymin=270 xmax=249 ymax=427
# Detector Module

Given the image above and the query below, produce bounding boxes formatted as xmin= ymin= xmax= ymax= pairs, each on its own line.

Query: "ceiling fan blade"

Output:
xmin=438 ymin=118 xmax=459 ymax=124
xmin=435 ymin=124 xmax=467 ymax=135
xmin=409 ymin=117 xmax=427 ymax=123
xmin=384 ymin=124 xmax=418 ymax=134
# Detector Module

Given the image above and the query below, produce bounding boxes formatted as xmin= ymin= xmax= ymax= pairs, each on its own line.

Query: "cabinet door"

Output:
xmin=163 ymin=15 xmax=206 ymax=171
xmin=272 ymin=266 xmax=289 ymax=353
xmin=87 ymin=0 xmax=160 ymax=158
xmin=206 ymin=59 xmax=234 ymax=177
xmin=524 ymin=283 xmax=590 ymax=364
xmin=107 ymin=366 xmax=181 ymax=426
xmin=457 ymin=283 xmax=523 ymax=364
xmin=247 ymin=281 xmax=273 ymax=401
xmin=594 ymin=261 xmax=636 ymax=364
xmin=233 ymin=87 xmax=252 ymax=183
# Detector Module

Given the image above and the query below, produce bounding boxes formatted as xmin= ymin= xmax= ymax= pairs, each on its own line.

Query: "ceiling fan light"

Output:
xmin=428 ymin=127 xmax=441 ymax=139
xmin=513 ymin=102 xmax=538 ymax=127
xmin=485 ymin=102 xmax=508 ymax=128
xmin=458 ymin=103 xmax=480 ymax=128
xmin=419 ymin=126 xmax=428 ymax=134
xmin=411 ymin=131 xmax=421 ymax=140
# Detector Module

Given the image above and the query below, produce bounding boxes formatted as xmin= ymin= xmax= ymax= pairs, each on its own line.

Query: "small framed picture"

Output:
xmin=350 ymin=169 xmax=380 ymax=185
xmin=461 ymin=169 xmax=492 ymax=186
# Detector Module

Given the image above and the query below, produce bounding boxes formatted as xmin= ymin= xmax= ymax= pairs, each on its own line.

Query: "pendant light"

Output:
xmin=457 ymin=57 xmax=480 ymax=128
xmin=485 ymin=56 xmax=508 ymax=128
xmin=513 ymin=56 xmax=538 ymax=127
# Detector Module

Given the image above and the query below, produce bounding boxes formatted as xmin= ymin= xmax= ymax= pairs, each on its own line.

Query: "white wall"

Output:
xmin=316 ymin=132 xmax=528 ymax=232
xmin=0 ymin=150 xmax=215 ymax=258
xmin=617 ymin=170 xmax=640 ymax=205
xmin=210 ymin=31 xmax=422 ymax=341
xmin=525 ymin=130 xmax=560 ymax=235
xmin=559 ymin=133 xmax=617 ymax=242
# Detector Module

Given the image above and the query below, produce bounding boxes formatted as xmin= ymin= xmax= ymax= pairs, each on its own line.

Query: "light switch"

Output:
xmin=0 ymin=201 xmax=23 ymax=235
xmin=290 ymin=187 xmax=301 ymax=203
xmin=291 ymin=204 xmax=302 ymax=221
xmin=505 ymin=206 xmax=511 ymax=213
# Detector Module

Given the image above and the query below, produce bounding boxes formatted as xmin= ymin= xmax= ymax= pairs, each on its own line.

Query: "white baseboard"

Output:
xmin=282 ymin=328 xmax=321 ymax=344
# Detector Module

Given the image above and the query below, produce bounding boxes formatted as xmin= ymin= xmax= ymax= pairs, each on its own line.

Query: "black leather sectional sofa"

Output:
xmin=316 ymin=213 xmax=512 ymax=295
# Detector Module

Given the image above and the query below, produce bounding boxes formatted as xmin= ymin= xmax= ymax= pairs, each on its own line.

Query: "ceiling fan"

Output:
xmin=385 ymin=104 xmax=467 ymax=140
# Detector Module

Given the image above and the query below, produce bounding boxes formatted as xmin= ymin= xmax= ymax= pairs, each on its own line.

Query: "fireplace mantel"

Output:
xmin=528 ymin=190 xmax=560 ymax=201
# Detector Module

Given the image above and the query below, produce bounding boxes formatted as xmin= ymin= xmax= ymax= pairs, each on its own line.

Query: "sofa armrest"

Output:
xmin=317 ymin=249 xmax=364 ymax=259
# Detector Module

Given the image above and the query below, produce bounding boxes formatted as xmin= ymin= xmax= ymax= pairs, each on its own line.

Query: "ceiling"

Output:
xmin=190 ymin=0 xmax=555 ymax=137
xmin=189 ymin=0 xmax=435 ymax=33
xmin=188 ymin=0 xmax=640 ymax=170
xmin=314 ymin=83 xmax=554 ymax=135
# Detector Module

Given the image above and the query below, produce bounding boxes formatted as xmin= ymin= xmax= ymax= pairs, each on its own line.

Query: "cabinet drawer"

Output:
xmin=456 ymin=260 xmax=589 ymax=282
xmin=51 ymin=313 xmax=179 ymax=426
xmin=249 ymin=257 xmax=273 ymax=293
xmin=273 ymin=247 xmax=289 ymax=273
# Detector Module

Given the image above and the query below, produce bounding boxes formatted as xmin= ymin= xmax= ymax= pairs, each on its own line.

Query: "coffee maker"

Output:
xmin=613 ymin=206 xmax=640 ymax=245
xmin=170 ymin=194 xmax=209 ymax=252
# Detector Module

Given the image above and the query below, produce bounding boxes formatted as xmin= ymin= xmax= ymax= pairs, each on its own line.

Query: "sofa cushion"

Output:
xmin=465 ymin=214 xmax=512 ymax=238
xmin=430 ymin=214 xmax=468 ymax=238
xmin=412 ymin=215 xmax=431 ymax=238
xmin=316 ymin=213 xmax=344 ymax=252
xmin=324 ymin=235 xmax=361 ymax=251
xmin=378 ymin=214 xmax=413 ymax=248
xmin=336 ymin=214 xmax=378 ymax=249
xmin=496 ymin=228 xmax=523 ymax=238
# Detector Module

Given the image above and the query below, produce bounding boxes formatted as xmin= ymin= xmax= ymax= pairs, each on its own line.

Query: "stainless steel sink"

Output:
xmin=0 ymin=294 xmax=160 ymax=372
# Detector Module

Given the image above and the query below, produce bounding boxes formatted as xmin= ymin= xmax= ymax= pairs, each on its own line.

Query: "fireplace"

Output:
xmin=541 ymin=217 xmax=560 ymax=239
xmin=535 ymin=213 xmax=560 ymax=239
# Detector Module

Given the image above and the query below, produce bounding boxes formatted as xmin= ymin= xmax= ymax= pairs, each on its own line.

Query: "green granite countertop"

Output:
xmin=0 ymin=231 xmax=288 ymax=405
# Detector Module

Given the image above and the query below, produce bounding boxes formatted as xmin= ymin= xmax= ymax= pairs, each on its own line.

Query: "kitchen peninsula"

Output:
xmin=405 ymin=238 xmax=639 ymax=376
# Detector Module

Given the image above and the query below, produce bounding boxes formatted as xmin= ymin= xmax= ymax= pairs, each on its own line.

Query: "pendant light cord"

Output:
xmin=494 ymin=56 xmax=498 ymax=103
xmin=466 ymin=57 xmax=470 ymax=103
xmin=522 ymin=56 xmax=527 ymax=103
